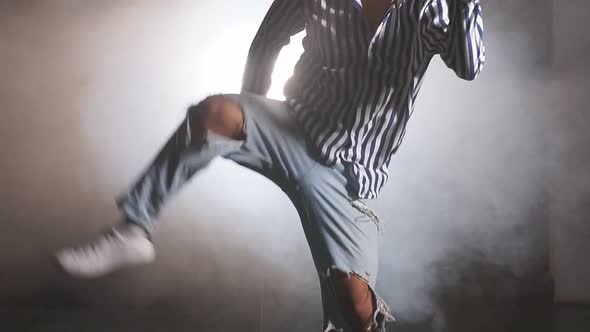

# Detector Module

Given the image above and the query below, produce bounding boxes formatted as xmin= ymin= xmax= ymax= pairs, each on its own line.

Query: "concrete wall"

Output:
xmin=0 ymin=0 xmax=555 ymax=331
xmin=549 ymin=0 xmax=590 ymax=303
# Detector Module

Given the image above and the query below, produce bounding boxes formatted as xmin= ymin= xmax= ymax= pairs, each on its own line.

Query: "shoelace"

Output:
xmin=74 ymin=229 xmax=122 ymax=259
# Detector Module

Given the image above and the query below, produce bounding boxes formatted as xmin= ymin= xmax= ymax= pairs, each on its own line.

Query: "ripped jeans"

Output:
xmin=116 ymin=93 xmax=394 ymax=332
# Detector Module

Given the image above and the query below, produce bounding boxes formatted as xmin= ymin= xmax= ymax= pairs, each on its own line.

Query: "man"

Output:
xmin=56 ymin=0 xmax=485 ymax=331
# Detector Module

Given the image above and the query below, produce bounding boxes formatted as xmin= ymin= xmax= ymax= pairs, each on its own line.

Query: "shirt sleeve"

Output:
xmin=422 ymin=0 xmax=486 ymax=81
xmin=241 ymin=0 xmax=306 ymax=95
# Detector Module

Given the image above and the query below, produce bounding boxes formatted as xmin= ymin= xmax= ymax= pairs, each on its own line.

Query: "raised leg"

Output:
xmin=55 ymin=95 xmax=247 ymax=278
xmin=118 ymin=95 xmax=247 ymax=235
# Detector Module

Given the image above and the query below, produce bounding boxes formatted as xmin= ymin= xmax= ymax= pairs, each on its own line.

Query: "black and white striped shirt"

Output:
xmin=242 ymin=0 xmax=485 ymax=199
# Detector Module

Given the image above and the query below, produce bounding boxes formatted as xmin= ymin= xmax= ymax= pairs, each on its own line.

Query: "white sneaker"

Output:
xmin=55 ymin=225 xmax=155 ymax=278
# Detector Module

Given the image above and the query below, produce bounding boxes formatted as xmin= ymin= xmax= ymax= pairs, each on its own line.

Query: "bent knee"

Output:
xmin=188 ymin=95 xmax=245 ymax=140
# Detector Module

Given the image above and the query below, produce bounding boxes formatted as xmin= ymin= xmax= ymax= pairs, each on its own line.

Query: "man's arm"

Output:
xmin=423 ymin=0 xmax=486 ymax=80
xmin=241 ymin=0 xmax=306 ymax=95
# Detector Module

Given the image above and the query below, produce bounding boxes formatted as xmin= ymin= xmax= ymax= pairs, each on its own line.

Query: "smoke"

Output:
xmin=0 ymin=0 xmax=561 ymax=331
xmin=367 ymin=0 xmax=554 ymax=326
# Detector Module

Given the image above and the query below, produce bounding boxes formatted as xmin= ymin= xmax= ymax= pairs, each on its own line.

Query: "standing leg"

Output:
xmin=293 ymin=163 xmax=394 ymax=332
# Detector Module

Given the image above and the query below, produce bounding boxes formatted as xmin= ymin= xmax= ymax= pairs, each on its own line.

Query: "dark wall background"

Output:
xmin=0 ymin=0 xmax=563 ymax=331
xmin=549 ymin=0 xmax=590 ymax=303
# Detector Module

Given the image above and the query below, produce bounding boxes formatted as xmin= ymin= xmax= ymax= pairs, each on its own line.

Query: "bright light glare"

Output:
xmin=267 ymin=31 xmax=305 ymax=100
xmin=199 ymin=30 xmax=304 ymax=100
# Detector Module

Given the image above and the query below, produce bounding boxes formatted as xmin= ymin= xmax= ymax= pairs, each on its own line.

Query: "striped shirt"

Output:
xmin=241 ymin=0 xmax=485 ymax=199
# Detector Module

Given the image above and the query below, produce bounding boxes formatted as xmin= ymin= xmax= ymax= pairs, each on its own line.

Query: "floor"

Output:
xmin=1 ymin=281 xmax=585 ymax=332
xmin=2 ymin=306 xmax=588 ymax=332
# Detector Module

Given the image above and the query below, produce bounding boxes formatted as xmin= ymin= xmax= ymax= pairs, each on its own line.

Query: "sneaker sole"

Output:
xmin=52 ymin=251 xmax=155 ymax=279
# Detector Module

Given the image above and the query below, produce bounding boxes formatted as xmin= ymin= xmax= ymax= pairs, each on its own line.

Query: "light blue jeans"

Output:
xmin=116 ymin=93 xmax=393 ymax=331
